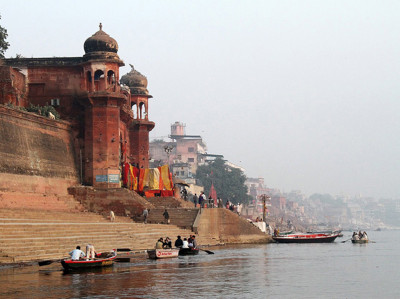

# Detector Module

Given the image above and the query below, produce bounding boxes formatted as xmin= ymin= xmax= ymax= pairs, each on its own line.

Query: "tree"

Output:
xmin=0 ymin=15 xmax=9 ymax=58
xmin=196 ymin=157 xmax=252 ymax=204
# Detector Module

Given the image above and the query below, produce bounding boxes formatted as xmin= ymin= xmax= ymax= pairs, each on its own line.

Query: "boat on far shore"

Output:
xmin=273 ymin=232 xmax=341 ymax=243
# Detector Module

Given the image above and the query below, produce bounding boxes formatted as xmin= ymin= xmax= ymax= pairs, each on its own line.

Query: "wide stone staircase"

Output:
xmin=0 ymin=191 xmax=84 ymax=212
xmin=144 ymin=208 xmax=200 ymax=229
xmin=0 ymin=208 xmax=199 ymax=264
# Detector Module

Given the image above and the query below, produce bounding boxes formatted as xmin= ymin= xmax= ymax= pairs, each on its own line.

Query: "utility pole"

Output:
xmin=261 ymin=194 xmax=271 ymax=222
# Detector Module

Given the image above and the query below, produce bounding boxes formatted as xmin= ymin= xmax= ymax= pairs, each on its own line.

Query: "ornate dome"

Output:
xmin=120 ymin=64 xmax=149 ymax=95
xmin=84 ymin=23 xmax=118 ymax=54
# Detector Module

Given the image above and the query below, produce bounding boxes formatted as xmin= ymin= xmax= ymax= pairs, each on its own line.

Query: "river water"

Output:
xmin=1 ymin=230 xmax=399 ymax=298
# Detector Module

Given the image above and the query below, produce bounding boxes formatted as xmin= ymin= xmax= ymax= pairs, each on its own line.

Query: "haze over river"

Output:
xmin=1 ymin=230 xmax=399 ymax=298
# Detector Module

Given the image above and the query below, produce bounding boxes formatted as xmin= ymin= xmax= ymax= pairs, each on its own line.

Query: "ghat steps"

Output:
xmin=0 ymin=208 xmax=216 ymax=264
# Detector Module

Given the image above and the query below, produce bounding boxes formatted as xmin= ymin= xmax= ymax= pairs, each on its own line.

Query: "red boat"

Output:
xmin=61 ymin=251 xmax=117 ymax=270
xmin=272 ymin=232 xmax=341 ymax=243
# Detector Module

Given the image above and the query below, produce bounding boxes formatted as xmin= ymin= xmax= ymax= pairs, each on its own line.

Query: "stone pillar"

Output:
xmin=129 ymin=121 xmax=154 ymax=169
xmin=84 ymin=95 xmax=123 ymax=188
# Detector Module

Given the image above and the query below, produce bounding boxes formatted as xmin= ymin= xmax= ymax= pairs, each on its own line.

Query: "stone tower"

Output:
xmin=120 ymin=65 xmax=154 ymax=169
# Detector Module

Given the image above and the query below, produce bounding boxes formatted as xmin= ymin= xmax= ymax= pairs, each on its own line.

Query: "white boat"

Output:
xmin=147 ymin=248 xmax=179 ymax=259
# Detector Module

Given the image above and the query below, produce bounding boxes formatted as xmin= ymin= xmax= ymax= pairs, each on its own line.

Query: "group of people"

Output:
xmin=155 ymin=237 xmax=173 ymax=249
xmin=191 ymin=192 xmax=242 ymax=213
xmin=155 ymin=235 xmax=197 ymax=249
xmin=68 ymin=244 xmax=96 ymax=261
xmin=352 ymin=231 xmax=368 ymax=240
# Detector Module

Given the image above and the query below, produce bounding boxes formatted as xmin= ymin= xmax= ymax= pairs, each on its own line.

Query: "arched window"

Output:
xmin=94 ymin=70 xmax=104 ymax=80
xmin=139 ymin=102 xmax=146 ymax=119
xmin=107 ymin=70 xmax=115 ymax=84
xmin=94 ymin=70 xmax=105 ymax=91
xmin=132 ymin=103 xmax=137 ymax=119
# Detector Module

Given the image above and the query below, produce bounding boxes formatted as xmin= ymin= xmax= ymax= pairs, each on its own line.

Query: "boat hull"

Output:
xmin=179 ymin=248 xmax=199 ymax=256
xmin=61 ymin=251 xmax=117 ymax=270
xmin=272 ymin=234 xmax=340 ymax=243
xmin=351 ymin=239 xmax=369 ymax=244
xmin=147 ymin=248 xmax=179 ymax=259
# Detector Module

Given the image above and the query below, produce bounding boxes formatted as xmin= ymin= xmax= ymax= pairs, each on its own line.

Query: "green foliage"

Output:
xmin=196 ymin=157 xmax=252 ymax=204
xmin=26 ymin=103 xmax=60 ymax=119
xmin=5 ymin=102 xmax=27 ymax=111
xmin=0 ymin=15 xmax=9 ymax=58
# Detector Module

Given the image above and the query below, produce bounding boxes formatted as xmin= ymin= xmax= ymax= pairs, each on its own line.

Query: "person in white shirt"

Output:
xmin=182 ymin=238 xmax=189 ymax=248
xmin=69 ymin=246 xmax=86 ymax=260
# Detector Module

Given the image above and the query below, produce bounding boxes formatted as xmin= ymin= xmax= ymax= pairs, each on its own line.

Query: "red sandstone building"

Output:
xmin=0 ymin=24 xmax=154 ymax=188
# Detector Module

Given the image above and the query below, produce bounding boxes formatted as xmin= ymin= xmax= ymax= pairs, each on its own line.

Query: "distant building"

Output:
xmin=150 ymin=121 xmax=223 ymax=177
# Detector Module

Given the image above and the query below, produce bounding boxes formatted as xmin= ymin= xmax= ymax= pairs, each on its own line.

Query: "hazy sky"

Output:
xmin=2 ymin=1 xmax=399 ymax=198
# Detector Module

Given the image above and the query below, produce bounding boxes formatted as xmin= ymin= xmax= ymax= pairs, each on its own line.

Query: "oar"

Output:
xmin=199 ymin=248 xmax=214 ymax=254
xmin=341 ymin=238 xmax=352 ymax=243
xmin=116 ymin=248 xmax=132 ymax=252
xmin=38 ymin=258 xmax=63 ymax=266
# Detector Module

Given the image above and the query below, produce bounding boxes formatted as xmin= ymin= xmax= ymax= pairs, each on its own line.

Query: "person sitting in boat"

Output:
xmin=175 ymin=236 xmax=183 ymax=248
xmin=274 ymin=228 xmax=279 ymax=237
xmin=352 ymin=232 xmax=359 ymax=240
xmin=188 ymin=235 xmax=197 ymax=249
xmin=182 ymin=238 xmax=189 ymax=248
xmin=155 ymin=238 xmax=164 ymax=249
xmin=362 ymin=231 xmax=368 ymax=240
xmin=69 ymin=246 xmax=86 ymax=261
xmin=163 ymin=237 xmax=172 ymax=248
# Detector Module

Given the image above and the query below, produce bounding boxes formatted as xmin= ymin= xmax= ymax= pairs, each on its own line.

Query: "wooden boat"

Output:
xmin=147 ymin=248 xmax=179 ymax=259
xmin=272 ymin=232 xmax=341 ymax=243
xmin=179 ymin=247 xmax=200 ymax=256
xmin=61 ymin=251 xmax=117 ymax=270
xmin=351 ymin=238 xmax=369 ymax=244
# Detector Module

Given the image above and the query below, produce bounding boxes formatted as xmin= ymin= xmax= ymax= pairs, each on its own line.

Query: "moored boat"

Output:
xmin=147 ymin=248 xmax=179 ymax=259
xmin=61 ymin=251 xmax=117 ymax=270
xmin=272 ymin=232 xmax=341 ymax=243
xmin=179 ymin=247 xmax=199 ymax=256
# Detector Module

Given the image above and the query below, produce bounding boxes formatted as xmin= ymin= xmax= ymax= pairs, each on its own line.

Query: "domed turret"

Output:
xmin=120 ymin=64 xmax=150 ymax=96
xmin=83 ymin=23 xmax=122 ymax=62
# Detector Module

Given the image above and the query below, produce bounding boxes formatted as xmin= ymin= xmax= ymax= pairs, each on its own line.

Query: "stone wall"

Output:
xmin=0 ymin=105 xmax=79 ymax=200
xmin=197 ymin=209 xmax=271 ymax=244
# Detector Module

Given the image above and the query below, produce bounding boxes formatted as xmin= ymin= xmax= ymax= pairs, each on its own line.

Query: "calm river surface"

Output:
xmin=1 ymin=230 xmax=399 ymax=298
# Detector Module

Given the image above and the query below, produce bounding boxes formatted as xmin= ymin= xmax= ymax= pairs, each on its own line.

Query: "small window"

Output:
xmin=188 ymin=158 xmax=194 ymax=163
xmin=188 ymin=147 xmax=194 ymax=152
xmin=180 ymin=171 xmax=185 ymax=176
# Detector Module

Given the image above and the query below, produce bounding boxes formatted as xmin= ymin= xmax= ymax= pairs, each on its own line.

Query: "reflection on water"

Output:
xmin=1 ymin=231 xmax=400 ymax=298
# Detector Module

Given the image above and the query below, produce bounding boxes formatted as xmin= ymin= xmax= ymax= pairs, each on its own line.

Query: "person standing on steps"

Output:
xmin=193 ymin=193 xmax=198 ymax=208
xmin=163 ymin=209 xmax=170 ymax=224
xmin=142 ymin=208 xmax=148 ymax=224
